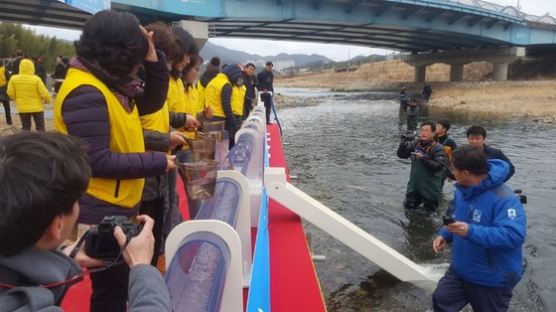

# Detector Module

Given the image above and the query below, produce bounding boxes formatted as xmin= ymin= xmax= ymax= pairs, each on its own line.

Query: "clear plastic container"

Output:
xmin=187 ymin=136 xmax=216 ymax=161
xmin=203 ymin=121 xmax=226 ymax=142
xmin=176 ymin=160 xmax=219 ymax=200
xmin=165 ymin=232 xmax=230 ymax=312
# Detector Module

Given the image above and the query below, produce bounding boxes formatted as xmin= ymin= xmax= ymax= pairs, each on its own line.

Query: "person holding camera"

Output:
xmin=432 ymin=146 xmax=526 ymax=312
xmin=397 ymin=121 xmax=447 ymax=212
xmin=406 ymin=98 xmax=420 ymax=132
xmin=0 ymin=132 xmax=171 ymax=311
xmin=398 ymin=87 xmax=409 ymax=130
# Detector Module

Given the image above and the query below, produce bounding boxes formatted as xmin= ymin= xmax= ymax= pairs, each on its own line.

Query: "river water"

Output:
xmin=276 ymin=88 xmax=556 ymax=312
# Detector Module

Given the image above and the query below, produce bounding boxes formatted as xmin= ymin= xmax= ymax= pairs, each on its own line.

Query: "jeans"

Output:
xmin=433 ymin=267 xmax=513 ymax=312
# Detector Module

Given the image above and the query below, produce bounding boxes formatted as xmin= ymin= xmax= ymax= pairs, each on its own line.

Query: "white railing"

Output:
xmin=447 ymin=0 xmax=556 ymax=25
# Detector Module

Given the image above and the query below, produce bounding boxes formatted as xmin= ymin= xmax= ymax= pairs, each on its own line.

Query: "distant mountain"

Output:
xmin=200 ymin=41 xmax=332 ymax=71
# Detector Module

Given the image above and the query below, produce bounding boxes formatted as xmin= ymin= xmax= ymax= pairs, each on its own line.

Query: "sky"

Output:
xmin=25 ymin=0 xmax=556 ymax=62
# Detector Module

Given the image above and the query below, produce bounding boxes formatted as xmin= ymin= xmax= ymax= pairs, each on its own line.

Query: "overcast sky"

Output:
xmin=26 ymin=0 xmax=555 ymax=61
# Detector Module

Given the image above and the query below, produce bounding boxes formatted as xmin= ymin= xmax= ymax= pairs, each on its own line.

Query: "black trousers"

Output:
xmin=139 ymin=196 xmax=166 ymax=266
xmin=90 ymin=262 xmax=129 ymax=312
xmin=261 ymin=93 xmax=272 ymax=124
xmin=404 ymin=191 xmax=439 ymax=212
xmin=1 ymin=100 xmax=11 ymax=125
xmin=433 ymin=267 xmax=513 ymax=312
xmin=19 ymin=112 xmax=45 ymax=131
xmin=243 ymin=98 xmax=253 ymax=119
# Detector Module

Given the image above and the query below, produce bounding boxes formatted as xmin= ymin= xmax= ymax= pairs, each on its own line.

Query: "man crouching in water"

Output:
xmin=432 ymin=146 xmax=526 ymax=312
xmin=397 ymin=121 xmax=447 ymax=212
xmin=0 ymin=132 xmax=170 ymax=311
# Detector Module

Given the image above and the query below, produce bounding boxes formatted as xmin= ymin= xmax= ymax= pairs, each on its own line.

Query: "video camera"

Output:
xmin=400 ymin=132 xmax=416 ymax=142
xmin=514 ymin=189 xmax=527 ymax=205
xmin=85 ymin=216 xmax=141 ymax=260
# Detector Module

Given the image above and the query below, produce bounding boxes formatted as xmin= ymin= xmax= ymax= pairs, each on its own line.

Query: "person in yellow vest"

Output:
xmin=7 ymin=59 xmax=50 ymax=131
xmin=139 ymin=22 xmax=202 ymax=267
xmin=205 ymin=64 xmax=244 ymax=148
xmin=232 ymin=83 xmax=246 ymax=124
xmin=53 ymin=11 xmax=173 ymax=312
xmin=183 ymin=55 xmax=212 ymax=123
xmin=0 ymin=60 xmax=12 ymax=125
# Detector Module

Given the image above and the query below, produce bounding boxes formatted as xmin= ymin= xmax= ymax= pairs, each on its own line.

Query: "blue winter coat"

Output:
xmin=439 ymin=159 xmax=526 ymax=288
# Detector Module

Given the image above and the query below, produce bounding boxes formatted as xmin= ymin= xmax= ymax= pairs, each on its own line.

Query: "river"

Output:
xmin=276 ymin=87 xmax=556 ymax=312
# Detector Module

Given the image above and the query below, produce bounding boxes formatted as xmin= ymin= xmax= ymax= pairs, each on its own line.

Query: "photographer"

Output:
xmin=397 ymin=121 xmax=447 ymax=212
xmin=0 ymin=132 xmax=170 ymax=311
xmin=432 ymin=146 xmax=526 ymax=312
xmin=406 ymin=98 xmax=420 ymax=131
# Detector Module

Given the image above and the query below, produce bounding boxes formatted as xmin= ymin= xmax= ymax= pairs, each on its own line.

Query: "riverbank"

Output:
xmin=426 ymin=81 xmax=556 ymax=121
xmin=274 ymin=93 xmax=324 ymax=108
xmin=276 ymin=59 xmax=556 ymax=121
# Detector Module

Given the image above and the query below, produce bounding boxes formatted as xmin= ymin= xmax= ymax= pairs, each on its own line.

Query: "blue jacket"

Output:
xmin=440 ymin=159 xmax=526 ymax=288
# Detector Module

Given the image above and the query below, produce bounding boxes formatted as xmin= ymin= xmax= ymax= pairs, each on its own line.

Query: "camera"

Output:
xmin=514 ymin=189 xmax=527 ymax=205
xmin=442 ymin=215 xmax=456 ymax=226
xmin=400 ymin=133 xmax=416 ymax=142
xmin=85 ymin=216 xmax=141 ymax=260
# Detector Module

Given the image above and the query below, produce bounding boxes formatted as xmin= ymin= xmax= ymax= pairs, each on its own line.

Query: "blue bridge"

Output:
xmin=2 ymin=0 xmax=556 ymax=80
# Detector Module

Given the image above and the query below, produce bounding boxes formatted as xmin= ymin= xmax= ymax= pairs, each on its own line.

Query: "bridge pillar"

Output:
xmin=492 ymin=63 xmax=509 ymax=81
xmin=174 ymin=20 xmax=209 ymax=49
xmin=414 ymin=65 xmax=427 ymax=83
xmin=449 ymin=63 xmax=464 ymax=82
xmin=403 ymin=47 xmax=525 ymax=82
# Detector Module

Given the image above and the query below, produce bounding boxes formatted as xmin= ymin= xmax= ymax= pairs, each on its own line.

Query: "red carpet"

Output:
xmin=267 ymin=124 xmax=327 ymax=312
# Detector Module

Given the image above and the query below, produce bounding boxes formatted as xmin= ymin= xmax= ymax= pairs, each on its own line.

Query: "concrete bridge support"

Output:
xmin=492 ymin=63 xmax=509 ymax=81
xmin=403 ymin=47 xmax=525 ymax=82
xmin=414 ymin=65 xmax=427 ymax=83
xmin=174 ymin=20 xmax=209 ymax=49
xmin=450 ymin=63 xmax=464 ymax=82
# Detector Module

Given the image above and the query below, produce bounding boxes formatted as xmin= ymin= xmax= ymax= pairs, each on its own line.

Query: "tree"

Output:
xmin=0 ymin=22 xmax=74 ymax=72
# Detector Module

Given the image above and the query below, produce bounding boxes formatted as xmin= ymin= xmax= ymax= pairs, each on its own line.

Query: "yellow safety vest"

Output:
xmin=54 ymin=68 xmax=145 ymax=208
xmin=231 ymin=84 xmax=246 ymax=116
xmin=197 ymin=82 xmax=206 ymax=113
xmin=167 ymin=77 xmax=187 ymax=114
xmin=184 ymin=84 xmax=204 ymax=117
xmin=140 ymin=102 xmax=170 ymax=134
xmin=205 ymin=73 xmax=231 ymax=118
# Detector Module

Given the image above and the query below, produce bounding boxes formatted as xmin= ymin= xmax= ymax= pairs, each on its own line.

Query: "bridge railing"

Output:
xmin=449 ymin=0 xmax=556 ymax=25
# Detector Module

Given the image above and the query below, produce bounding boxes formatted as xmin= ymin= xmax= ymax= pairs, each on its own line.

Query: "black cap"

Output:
xmin=266 ymin=61 xmax=273 ymax=66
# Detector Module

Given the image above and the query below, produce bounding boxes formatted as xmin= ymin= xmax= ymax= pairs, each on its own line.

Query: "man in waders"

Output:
xmin=406 ymin=98 xmax=420 ymax=132
xmin=397 ymin=121 xmax=447 ymax=212
xmin=399 ymin=87 xmax=409 ymax=130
